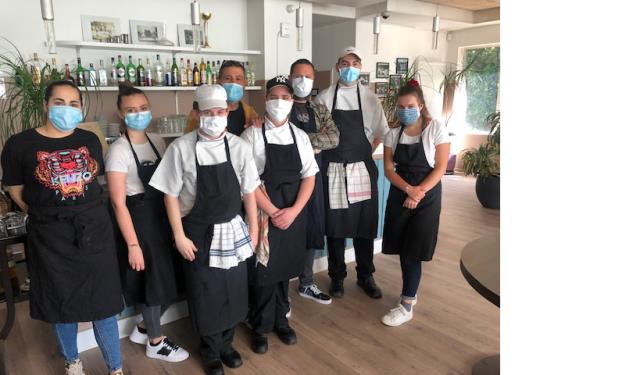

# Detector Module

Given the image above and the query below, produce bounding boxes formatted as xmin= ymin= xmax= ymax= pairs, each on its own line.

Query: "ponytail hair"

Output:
xmin=396 ymin=79 xmax=431 ymax=128
xmin=116 ymin=82 xmax=148 ymax=110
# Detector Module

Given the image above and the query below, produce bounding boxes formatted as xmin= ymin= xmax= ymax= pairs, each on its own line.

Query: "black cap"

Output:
xmin=266 ymin=75 xmax=293 ymax=94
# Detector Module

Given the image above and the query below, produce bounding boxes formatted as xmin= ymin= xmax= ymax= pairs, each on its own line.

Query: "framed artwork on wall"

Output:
xmin=81 ymin=15 xmax=122 ymax=42
xmin=376 ymin=62 xmax=390 ymax=78
xmin=129 ymin=20 xmax=164 ymax=45
xmin=396 ymin=57 xmax=409 ymax=74
xmin=389 ymin=74 xmax=403 ymax=90
xmin=375 ymin=81 xmax=389 ymax=97
xmin=177 ymin=24 xmax=205 ymax=47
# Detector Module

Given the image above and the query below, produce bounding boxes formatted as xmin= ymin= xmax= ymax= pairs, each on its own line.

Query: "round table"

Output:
xmin=460 ymin=233 xmax=500 ymax=375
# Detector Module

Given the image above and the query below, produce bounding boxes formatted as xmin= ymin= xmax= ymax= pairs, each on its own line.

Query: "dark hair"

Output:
xmin=290 ymin=58 xmax=315 ymax=75
xmin=218 ymin=60 xmax=245 ymax=79
xmin=397 ymin=82 xmax=431 ymax=127
xmin=44 ymin=80 xmax=83 ymax=106
xmin=117 ymin=83 xmax=148 ymax=110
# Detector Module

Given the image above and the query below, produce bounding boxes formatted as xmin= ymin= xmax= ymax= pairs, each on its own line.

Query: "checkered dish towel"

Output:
xmin=208 ymin=215 xmax=254 ymax=269
xmin=327 ymin=162 xmax=349 ymax=209
xmin=345 ymin=161 xmax=371 ymax=204
xmin=254 ymin=184 xmax=271 ymax=267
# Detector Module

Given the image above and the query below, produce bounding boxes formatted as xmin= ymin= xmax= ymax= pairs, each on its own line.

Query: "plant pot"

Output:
xmin=475 ymin=175 xmax=500 ymax=209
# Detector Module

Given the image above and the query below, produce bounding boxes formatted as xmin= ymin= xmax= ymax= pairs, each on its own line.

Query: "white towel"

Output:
xmin=327 ymin=162 xmax=349 ymax=209
xmin=208 ymin=215 xmax=254 ymax=269
xmin=346 ymin=161 xmax=372 ymax=204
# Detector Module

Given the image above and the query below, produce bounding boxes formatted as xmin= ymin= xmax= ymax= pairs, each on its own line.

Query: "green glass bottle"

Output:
xmin=206 ymin=61 xmax=213 ymax=85
xmin=76 ymin=57 xmax=85 ymax=86
xmin=116 ymin=55 xmax=126 ymax=83
xmin=136 ymin=58 xmax=145 ymax=86
xmin=171 ymin=57 xmax=179 ymax=87
xmin=126 ymin=55 xmax=136 ymax=84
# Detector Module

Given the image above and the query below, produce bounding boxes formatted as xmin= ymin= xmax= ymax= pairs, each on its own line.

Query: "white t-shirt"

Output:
xmin=149 ymin=131 xmax=261 ymax=217
xmin=105 ymin=132 xmax=167 ymax=196
xmin=315 ymin=82 xmax=389 ymax=143
xmin=383 ymin=119 xmax=451 ymax=168
xmin=240 ymin=118 xmax=319 ymax=179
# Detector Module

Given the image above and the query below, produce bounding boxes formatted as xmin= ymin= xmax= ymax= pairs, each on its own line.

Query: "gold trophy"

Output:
xmin=201 ymin=12 xmax=212 ymax=48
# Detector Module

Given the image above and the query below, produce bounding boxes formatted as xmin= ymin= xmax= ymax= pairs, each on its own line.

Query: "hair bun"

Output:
xmin=118 ymin=82 xmax=135 ymax=94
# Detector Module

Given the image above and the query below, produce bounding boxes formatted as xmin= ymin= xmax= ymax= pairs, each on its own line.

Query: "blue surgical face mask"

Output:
xmin=223 ymin=83 xmax=244 ymax=103
xmin=48 ymin=105 xmax=83 ymax=132
xmin=124 ymin=111 xmax=152 ymax=131
xmin=396 ymin=107 xmax=420 ymax=125
xmin=339 ymin=67 xmax=361 ymax=84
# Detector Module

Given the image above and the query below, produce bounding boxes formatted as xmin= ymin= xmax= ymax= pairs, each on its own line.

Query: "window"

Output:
xmin=461 ymin=45 xmax=500 ymax=132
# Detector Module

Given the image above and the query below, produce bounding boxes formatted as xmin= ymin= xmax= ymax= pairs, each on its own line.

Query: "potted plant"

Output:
xmin=461 ymin=111 xmax=500 ymax=209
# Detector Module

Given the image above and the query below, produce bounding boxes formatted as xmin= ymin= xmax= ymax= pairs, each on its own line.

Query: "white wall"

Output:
xmin=312 ymin=20 xmax=356 ymax=72
xmin=446 ymin=24 xmax=500 ymax=64
xmin=0 ymin=0 xmax=249 ymax=68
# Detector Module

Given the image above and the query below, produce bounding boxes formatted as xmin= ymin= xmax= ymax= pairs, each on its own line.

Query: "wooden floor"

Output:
xmin=2 ymin=175 xmax=499 ymax=375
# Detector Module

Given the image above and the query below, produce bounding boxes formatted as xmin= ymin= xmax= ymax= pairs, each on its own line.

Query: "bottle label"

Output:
xmin=117 ymin=67 xmax=126 ymax=82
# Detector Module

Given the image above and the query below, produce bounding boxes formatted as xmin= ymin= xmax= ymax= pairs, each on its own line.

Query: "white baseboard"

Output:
xmin=77 ymin=238 xmax=382 ymax=352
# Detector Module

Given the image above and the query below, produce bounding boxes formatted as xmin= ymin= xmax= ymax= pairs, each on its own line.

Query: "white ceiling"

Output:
xmin=313 ymin=13 xmax=353 ymax=28
xmin=306 ymin=0 xmax=383 ymax=7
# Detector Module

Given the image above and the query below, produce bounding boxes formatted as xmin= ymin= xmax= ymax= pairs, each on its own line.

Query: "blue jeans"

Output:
xmin=53 ymin=315 xmax=122 ymax=372
xmin=400 ymin=255 xmax=422 ymax=299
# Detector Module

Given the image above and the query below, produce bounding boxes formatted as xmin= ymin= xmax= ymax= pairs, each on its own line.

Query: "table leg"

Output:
xmin=472 ymin=354 xmax=499 ymax=375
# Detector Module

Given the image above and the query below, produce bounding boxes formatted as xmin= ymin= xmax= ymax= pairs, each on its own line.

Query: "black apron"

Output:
xmin=27 ymin=198 xmax=124 ymax=323
xmin=249 ymin=124 xmax=306 ymax=286
xmin=322 ymin=84 xmax=378 ymax=239
xmin=181 ymin=135 xmax=248 ymax=335
xmin=382 ymin=125 xmax=442 ymax=261
xmin=290 ymin=102 xmax=325 ymax=249
xmin=115 ymin=133 xmax=180 ymax=307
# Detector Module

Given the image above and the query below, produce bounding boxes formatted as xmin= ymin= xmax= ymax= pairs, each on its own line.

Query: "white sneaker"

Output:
xmin=64 ymin=359 xmax=85 ymax=375
xmin=146 ymin=337 xmax=189 ymax=362
xmin=129 ymin=324 xmax=148 ymax=345
xmin=286 ymin=297 xmax=292 ymax=319
xmin=381 ymin=304 xmax=413 ymax=327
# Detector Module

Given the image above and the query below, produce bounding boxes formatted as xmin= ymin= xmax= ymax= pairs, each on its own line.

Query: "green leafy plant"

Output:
xmin=461 ymin=111 xmax=500 ymax=179
xmin=0 ymin=37 xmax=99 ymax=145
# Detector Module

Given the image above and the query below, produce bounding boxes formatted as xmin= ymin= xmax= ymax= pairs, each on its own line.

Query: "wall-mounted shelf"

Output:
xmin=82 ymin=86 xmax=262 ymax=92
xmin=57 ymin=41 xmax=262 ymax=56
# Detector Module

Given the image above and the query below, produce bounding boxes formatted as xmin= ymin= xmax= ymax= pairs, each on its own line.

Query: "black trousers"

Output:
xmin=249 ymin=281 xmax=289 ymax=334
xmin=200 ymin=326 xmax=236 ymax=365
xmin=327 ymin=237 xmax=375 ymax=281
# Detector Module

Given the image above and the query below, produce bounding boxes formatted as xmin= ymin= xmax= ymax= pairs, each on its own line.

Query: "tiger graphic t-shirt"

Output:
xmin=1 ymin=128 xmax=104 ymax=207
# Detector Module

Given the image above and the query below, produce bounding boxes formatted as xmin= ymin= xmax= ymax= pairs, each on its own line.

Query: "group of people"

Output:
xmin=0 ymin=46 xmax=450 ymax=375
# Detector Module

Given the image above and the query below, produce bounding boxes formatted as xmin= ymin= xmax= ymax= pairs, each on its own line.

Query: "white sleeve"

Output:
xmin=149 ymin=143 xmax=184 ymax=197
xmin=432 ymin=120 xmax=451 ymax=145
xmin=299 ymin=131 xmax=320 ymax=179
xmin=240 ymin=126 xmax=254 ymax=147
xmin=383 ymin=128 xmax=397 ymax=148
xmin=104 ymin=141 xmax=130 ymax=173
xmin=149 ymin=133 xmax=167 ymax=156
xmin=371 ymin=96 xmax=389 ymax=140
xmin=239 ymin=141 xmax=261 ymax=194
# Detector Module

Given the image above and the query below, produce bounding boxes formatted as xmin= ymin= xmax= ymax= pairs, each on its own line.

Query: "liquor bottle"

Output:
xmin=76 ymin=57 xmax=85 ymax=86
xmin=186 ymin=59 xmax=193 ymax=86
xmin=171 ymin=58 xmax=179 ymax=87
xmin=126 ymin=56 xmax=136 ymax=84
xmin=98 ymin=59 xmax=108 ymax=87
xmin=31 ymin=53 xmax=42 ymax=85
xmin=212 ymin=61 xmax=218 ymax=84
xmin=136 ymin=58 xmax=145 ymax=86
xmin=145 ymin=58 xmax=153 ymax=86
xmin=116 ymin=55 xmax=126 ymax=83
xmin=43 ymin=57 xmax=56 ymax=82
xmin=199 ymin=58 xmax=206 ymax=79
xmin=64 ymin=64 xmax=73 ymax=83
xmin=50 ymin=57 xmax=59 ymax=80
xmin=250 ymin=62 xmax=256 ymax=86
xmin=86 ymin=63 xmax=97 ymax=87
xmin=180 ymin=58 xmax=188 ymax=86
xmin=164 ymin=60 xmax=173 ymax=87
xmin=154 ymin=54 xmax=164 ymax=86
xmin=205 ymin=61 xmax=213 ymax=85
xmin=193 ymin=61 xmax=200 ymax=86
xmin=109 ymin=57 xmax=117 ymax=86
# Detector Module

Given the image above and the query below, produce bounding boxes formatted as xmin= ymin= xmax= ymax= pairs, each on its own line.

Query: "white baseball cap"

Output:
xmin=338 ymin=46 xmax=362 ymax=61
xmin=195 ymin=84 xmax=227 ymax=110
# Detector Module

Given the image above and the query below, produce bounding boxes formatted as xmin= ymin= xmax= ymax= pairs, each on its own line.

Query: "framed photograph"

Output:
xmin=130 ymin=20 xmax=164 ymax=45
xmin=376 ymin=62 xmax=390 ymax=78
xmin=177 ymin=24 xmax=205 ymax=47
xmin=396 ymin=58 xmax=409 ymax=74
xmin=81 ymin=16 xmax=122 ymax=42
xmin=375 ymin=82 xmax=389 ymax=97
xmin=358 ymin=72 xmax=370 ymax=86
xmin=389 ymin=74 xmax=403 ymax=90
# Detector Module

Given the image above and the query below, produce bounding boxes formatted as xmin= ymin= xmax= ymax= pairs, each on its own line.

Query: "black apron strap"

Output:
xmin=331 ymin=83 xmax=364 ymax=120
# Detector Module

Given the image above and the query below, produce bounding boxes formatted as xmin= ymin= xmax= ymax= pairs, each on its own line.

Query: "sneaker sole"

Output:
xmin=129 ymin=331 xmax=148 ymax=345
xmin=297 ymin=291 xmax=332 ymax=305
xmin=145 ymin=350 xmax=190 ymax=363
xmin=381 ymin=316 xmax=413 ymax=327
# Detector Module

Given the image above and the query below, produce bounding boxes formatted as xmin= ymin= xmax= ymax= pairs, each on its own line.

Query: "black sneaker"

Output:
xmin=329 ymin=279 xmax=344 ymax=298
xmin=357 ymin=276 xmax=382 ymax=299
xmin=298 ymin=284 xmax=332 ymax=305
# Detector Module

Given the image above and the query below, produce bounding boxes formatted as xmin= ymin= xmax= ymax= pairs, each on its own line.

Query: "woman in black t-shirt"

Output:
xmin=1 ymin=80 xmax=125 ymax=375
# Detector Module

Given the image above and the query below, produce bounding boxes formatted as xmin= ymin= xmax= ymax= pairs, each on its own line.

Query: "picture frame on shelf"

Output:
xmin=177 ymin=24 xmax=205 ymax=47
xmin=376 ymin=62 xmax=389 ymax=78
xmin=375 ymin=82 xmax=389 ymax=97
xmin=81 ymin=16 xmax=122 ymax=42
xmin=396 ymin=57 xmax=409 ymax=74
xmin=358 ymin=72 xmax=370 ymax=86
xmin=389 ymin=74 xmax=403 ymax=91
xmin=130 ymin=20 xmax=164 ymax=45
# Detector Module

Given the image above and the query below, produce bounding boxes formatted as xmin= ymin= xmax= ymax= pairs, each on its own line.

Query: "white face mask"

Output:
xmin=266 ymin=99 xmax=293 ymax=123
xmin=199 ymin=115 xmax=227 ymax=136
xmin=292 ymin=77 xmax=314 ymax=98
